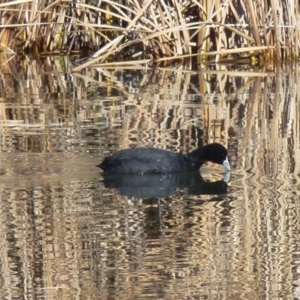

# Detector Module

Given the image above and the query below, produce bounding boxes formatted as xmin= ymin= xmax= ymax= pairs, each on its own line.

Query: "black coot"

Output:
xmin=97 ymin=143 xmax=230 ymax=174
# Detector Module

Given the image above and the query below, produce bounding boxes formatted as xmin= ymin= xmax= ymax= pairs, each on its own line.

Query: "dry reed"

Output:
xmin=0 ymin=0 xmax=299 ymax=68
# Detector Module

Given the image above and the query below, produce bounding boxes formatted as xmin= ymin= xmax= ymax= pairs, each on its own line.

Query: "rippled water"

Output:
xmin=1 ymin=59 xmax=300 ymax=299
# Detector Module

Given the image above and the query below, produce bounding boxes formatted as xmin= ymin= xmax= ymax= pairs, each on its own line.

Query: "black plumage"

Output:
xmin=98 ymin=143 xmax=230 ymax=174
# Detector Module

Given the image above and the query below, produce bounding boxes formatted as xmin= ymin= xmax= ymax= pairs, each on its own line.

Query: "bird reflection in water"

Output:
xmin=101 ymin=171 xmax=230 ymax=199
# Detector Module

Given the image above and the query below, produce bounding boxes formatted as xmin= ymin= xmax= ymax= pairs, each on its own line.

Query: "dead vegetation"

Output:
xmin=0 ymin=0 xmax=299 ymax=69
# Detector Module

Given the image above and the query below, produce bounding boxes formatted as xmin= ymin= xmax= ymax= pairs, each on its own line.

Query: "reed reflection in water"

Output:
xmin=0 ymin=61 xmax=300 ymax=299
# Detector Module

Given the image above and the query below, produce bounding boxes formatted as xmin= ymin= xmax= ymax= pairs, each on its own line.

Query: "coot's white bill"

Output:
xmin=223 ymin=156 xmax=231 ymax=171
xmin=223 ymin=171 xmax=231 ymax=183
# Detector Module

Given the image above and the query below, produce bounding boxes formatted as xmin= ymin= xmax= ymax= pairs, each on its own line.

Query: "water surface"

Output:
xmin=0 ymin=59 xmax=300 ymax=299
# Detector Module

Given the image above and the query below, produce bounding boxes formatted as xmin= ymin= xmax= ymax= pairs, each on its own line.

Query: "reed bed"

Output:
xmin=0 ymin=0 xmax=299 ymax=69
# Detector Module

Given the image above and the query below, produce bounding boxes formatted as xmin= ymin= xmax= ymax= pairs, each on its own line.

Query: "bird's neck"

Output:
xmin=186 ymin=148 xmax=206 ymax=171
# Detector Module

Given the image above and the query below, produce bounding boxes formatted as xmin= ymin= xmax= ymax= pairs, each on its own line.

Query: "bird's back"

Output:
xmin=99 ymin=147 xmax=187 ymax=174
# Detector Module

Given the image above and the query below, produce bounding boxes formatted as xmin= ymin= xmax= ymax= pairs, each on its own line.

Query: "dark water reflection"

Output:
xmin=102 ymin=172 xmax=229 ymax=198
xmin=1 ymin=60 xmax=300 ymax=299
